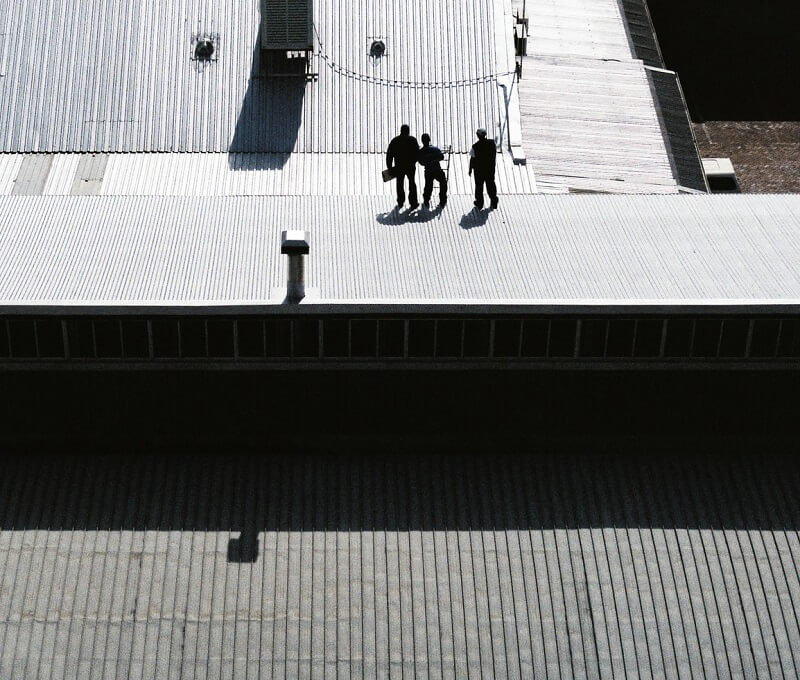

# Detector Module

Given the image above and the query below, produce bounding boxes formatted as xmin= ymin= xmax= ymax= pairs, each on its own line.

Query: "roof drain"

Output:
xmin=281 ymin=230 xmax=310 ymax=302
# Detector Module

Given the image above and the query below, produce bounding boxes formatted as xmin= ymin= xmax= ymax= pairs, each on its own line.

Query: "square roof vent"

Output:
xmin=261 ymin=0 xmax=313 ymax=51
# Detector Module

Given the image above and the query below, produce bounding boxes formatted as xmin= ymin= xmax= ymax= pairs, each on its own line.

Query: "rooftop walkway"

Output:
xmin=518 ymin=0 xmax=703 ymax=193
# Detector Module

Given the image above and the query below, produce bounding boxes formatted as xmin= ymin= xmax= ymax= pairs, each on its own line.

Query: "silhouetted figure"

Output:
xmin=386 ymin=124 xmax=420 ymax=209
xmin=418 ymin=133 xmax=448 ymax=208
xmin=469 ymin=128 xmax=498 ymax=210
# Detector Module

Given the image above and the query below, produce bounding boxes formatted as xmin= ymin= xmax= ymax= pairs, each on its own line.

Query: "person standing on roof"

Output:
xmin=469 ymin=128 xmax=498 ymax=210
xmin=418 ymin=133 xmax=448 ymax=208
xmin=386 ymin=124 xmax=420 ymax=209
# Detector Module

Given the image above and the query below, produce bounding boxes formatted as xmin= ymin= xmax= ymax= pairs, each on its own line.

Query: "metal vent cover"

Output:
xmin=261 ymin=0 xmax=313 ymax=51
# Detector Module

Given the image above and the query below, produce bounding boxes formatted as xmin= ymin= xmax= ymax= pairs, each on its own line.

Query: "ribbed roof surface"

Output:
xmin=1 ymin=194 xmax=800 ymax=307
xmin=520 ymin=56 xmax=678 ymax=194
xmin=2 ymin=445 xmax=800 ymax=679
xmin=518 ymin=0 xmax=704 ymax=194
xmin=0 ymin=0 xmax=506 ymax=153
xmin=0 ymin=153 xmax=538 ymax=196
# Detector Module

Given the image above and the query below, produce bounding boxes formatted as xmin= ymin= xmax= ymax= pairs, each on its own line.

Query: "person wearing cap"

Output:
xmin=386 ymin=124 xmax=420 ymax=209
xmin=469 ymin=128 xmax=498 ymax=210
xmin=417 ymin=133 xmax=448 ymax=208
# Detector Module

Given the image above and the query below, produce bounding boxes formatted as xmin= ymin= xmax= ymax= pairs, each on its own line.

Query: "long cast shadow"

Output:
xmin=2 ymin=369 xmax=800 ymax=564
xmin=2 ymin=441 xmax=800 ymax=537
xmin=228 ymin=31 xmax=306 ymax=167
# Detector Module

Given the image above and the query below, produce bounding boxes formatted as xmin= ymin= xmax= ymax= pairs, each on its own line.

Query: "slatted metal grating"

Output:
xmin=1 ymin=315 xmax=799 ymax=365
xmin=261 ymin=0 xmax=313 ymax=51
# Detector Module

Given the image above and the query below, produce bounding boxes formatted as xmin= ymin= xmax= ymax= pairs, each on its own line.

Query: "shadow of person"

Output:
xmin=228 ymin=31 xmax=306 ymax=169
xmin=376 ymin=206 xmax=417 ymax=226
xmin=459 ymin=207 xmax=490 ymax=230
xmin=407 ymin=205 xmax=444 ymax=223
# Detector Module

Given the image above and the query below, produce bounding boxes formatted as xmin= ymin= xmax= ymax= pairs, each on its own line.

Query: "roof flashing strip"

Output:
xmin=2 ymin=300 xmax=800 ymax=316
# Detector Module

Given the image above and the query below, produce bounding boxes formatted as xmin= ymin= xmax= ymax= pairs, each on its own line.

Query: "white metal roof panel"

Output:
xmin=518 ymin=0 xmax=699 ymax=195
xmin=529 ymin=0 xmax=635 ymax=61
xmin=1 ymin=194 xmax=799 ymax=308
xmin=0 ymin=153 xmax=539 ymax=196
xmin=519 ymin=57 xmax=678 ymax=194
xmin=0 ymin=0 xmax=507 ymax=153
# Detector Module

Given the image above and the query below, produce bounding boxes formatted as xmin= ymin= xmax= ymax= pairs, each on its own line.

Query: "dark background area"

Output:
xmin=0 ymin=370 xmax=799 ymax=541
xmin=1 ymin=369 xmax=799 ymax=442
xmin=647 ymin=0 xmax=800 ymax=121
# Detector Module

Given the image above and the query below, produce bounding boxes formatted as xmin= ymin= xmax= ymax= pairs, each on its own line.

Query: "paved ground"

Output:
xmin=694 ymin=122 xmax=800 ymax=193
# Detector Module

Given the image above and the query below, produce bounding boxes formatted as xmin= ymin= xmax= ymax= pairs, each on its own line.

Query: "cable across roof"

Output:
xmin=0 ymin=0 xmax=507 ymax=153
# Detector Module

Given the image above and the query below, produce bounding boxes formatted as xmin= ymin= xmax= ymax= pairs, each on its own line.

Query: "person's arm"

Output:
xmin=386 ymin=141 xmax=394 ymax=169
xmin=469 ymin=147 xmax=475 ymax=175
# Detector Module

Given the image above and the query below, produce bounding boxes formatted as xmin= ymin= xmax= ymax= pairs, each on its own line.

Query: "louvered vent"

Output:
xmin=261 ymin=0 xmax=313 ymax=51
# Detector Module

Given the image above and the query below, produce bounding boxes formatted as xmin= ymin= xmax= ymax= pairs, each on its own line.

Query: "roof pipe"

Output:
xmin=281 ymin=230 xmax=310 ymax=302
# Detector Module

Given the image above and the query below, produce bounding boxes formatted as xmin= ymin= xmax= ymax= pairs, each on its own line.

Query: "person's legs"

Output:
xmin=407 ymin=168 xmax=418 ymax=207
xmin=474 ymin=173 xmax=485 ymax=208
xmin=436 ymin=169 xmax=447 ymax=204
xmin=487 ymin=175 xmax=498 ymax=207
xmin=423 ymin=171 xmax=434 ymax=205
xmin=395 ymin=174 xmax=405 ymax=206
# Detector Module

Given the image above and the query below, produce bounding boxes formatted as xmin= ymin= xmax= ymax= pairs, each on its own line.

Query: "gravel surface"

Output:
xmin=694 ymin=121 xmax=800 ymax=193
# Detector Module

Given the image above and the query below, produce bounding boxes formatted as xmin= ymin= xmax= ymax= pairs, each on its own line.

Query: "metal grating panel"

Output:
xmin=648 ymin=68 xmax=708 ymax=193
xmin=261 ymin=0 xmax=312 ymax=50
xmin=2 ymin=314 xmax=798 ymax=366
xmin=619 ymin=0 xmax=664 ymax=67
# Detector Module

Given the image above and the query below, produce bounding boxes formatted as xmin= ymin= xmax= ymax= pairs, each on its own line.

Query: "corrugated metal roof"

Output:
xmin=527 ymin=0 xmax=635 ymax=61
xmin=0 ymin=0 xmax=506 ymax=153
xmin=1 ymin=446 xmax=800 ymax=679
xmin=520 ymin=56 xmax=678 ymax=194
xmin=0 ymin=154 xmax=24 ymax=195
xmin=518 ymin=0 xmax=702 ymax=195
xmin=1 ymin=194 xmax=799 ymax=307
xmin=0 ymin=153 xmax=539 ymax=196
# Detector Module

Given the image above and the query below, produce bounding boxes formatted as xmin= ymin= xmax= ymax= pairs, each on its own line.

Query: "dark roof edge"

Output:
xmin=619 ymin=0 xmax=665 ymax=68
xmin=2 ymin=302 xmax=800 ymax=316
xmin=646 ymin=67 xmax=709 ymax=193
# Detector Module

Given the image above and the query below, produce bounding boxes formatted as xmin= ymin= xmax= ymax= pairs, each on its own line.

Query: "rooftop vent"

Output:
xmin=194 ymin=39 xmax=215 ymax=60
xmin=281 ymin=230 xmax=310 ymax=302
xmin=191 ymin=34 xmax=219 ymax=63
xmin=702 ymin=158 xmax=741 ymax=193
xmin=260 ymin=0 xmax=315 ymax=78
xmin=261 ymin=0 xmax=313 ymax=51
xmin=369 ymin=40 xmax=386 ymax=58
